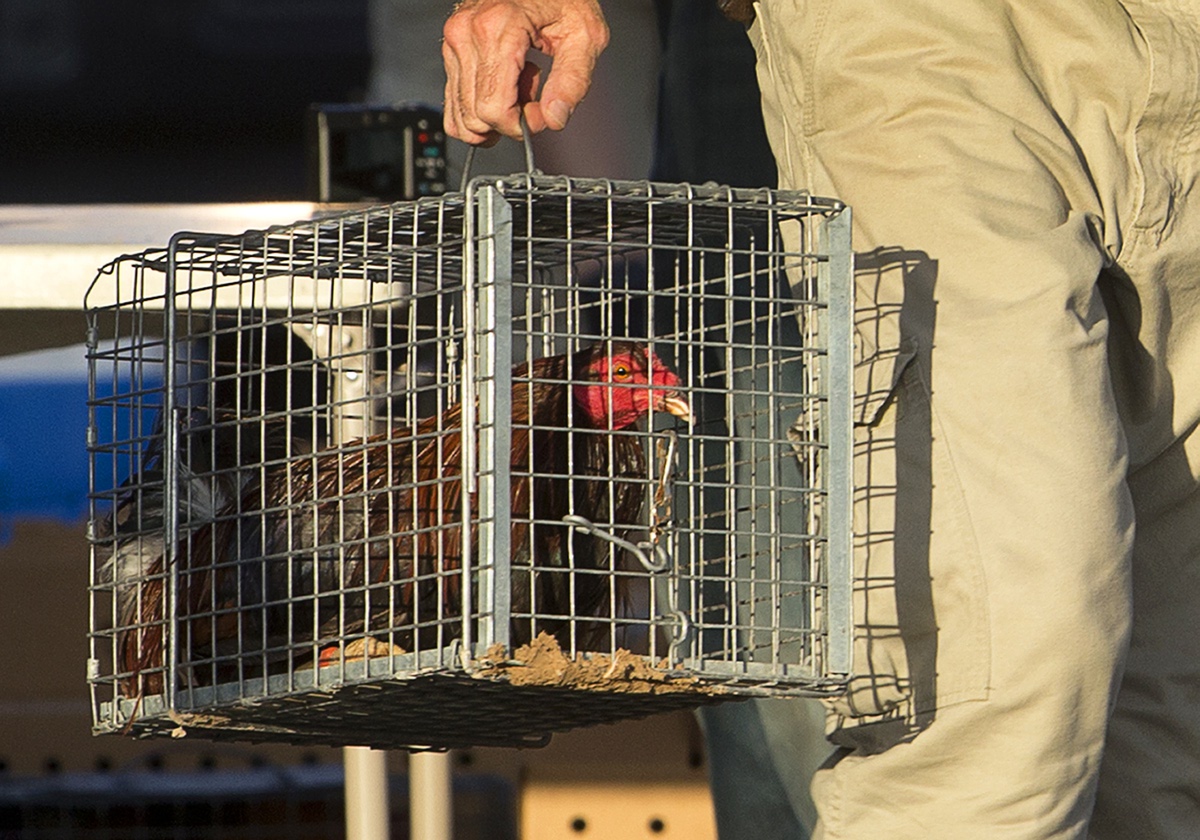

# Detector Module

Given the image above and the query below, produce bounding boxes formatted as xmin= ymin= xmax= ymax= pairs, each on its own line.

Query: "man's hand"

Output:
xmin=442 ymin=0 xmax=609 ymax=145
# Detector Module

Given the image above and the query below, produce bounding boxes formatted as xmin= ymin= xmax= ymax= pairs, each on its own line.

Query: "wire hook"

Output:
xmin=562 ymin=515 xmax=671 ymax=572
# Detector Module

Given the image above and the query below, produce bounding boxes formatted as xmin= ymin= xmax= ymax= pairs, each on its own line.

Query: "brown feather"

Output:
xmin=117 ymin=341 xmax=680 ymax=696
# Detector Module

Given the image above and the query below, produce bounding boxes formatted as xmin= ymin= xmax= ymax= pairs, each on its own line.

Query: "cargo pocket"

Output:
xmin=828 ymin=249 xmax=991 ymax=728
xmin=829 ymin=334 xmax=920 ymax=720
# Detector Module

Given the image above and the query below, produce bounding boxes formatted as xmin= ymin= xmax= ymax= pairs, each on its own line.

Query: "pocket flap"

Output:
xmin=855 ymin=338 xmax=917 ymax=426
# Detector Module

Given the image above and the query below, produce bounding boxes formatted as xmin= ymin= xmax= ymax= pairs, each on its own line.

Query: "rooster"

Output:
xmin=113 ymin=340 xmax=691 ymax=696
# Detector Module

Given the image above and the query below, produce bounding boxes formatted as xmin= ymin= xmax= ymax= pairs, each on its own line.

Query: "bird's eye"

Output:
xmin=612 ymin=364 xmax=631 ymax=380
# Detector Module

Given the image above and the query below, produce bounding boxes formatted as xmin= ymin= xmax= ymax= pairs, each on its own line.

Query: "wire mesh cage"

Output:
xmin=86 ymin=174 xmax=853 ymax=750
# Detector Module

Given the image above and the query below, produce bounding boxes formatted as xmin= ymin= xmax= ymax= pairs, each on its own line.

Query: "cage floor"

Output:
xmin=97 ymin=670 xmax=731 ymax=751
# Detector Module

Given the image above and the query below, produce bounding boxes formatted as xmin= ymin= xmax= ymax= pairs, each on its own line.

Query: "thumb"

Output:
xmin=531 ymin=11 xmax=609 ymax=131
xmin=537 ymin=53 xmax=594 ymax=130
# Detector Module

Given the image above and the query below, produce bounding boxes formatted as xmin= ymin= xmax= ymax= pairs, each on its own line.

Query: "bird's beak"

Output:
xmin=657 ymin=391 xmax=693 ymax=423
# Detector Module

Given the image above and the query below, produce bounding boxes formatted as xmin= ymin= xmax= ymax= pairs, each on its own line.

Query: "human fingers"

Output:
xmin=443 ymin=0 xmax=609 ymax=141
xmin=442 ymin=37 xmax=502 ymax=146
xmin=443 ymin=1 xmax=534 ymax=142
xmin=523 ymin=2 xmax=608 ymax=132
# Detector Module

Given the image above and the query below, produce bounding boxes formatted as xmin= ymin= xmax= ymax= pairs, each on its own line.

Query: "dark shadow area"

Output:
xmin=834 ymin=245 xmax=939 ymax=745
xmin=0 ymin=0 xmax=371 ymax=203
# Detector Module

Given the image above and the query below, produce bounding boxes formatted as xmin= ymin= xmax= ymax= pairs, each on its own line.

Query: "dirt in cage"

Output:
xmin=479 ymin=632 xmax=727 ymax=697
xmin=108 ymin=341 xmax=692 ymax=698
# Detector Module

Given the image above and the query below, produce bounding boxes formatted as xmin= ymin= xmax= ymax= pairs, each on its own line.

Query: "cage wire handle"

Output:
xmin=459 ymin=113 xmax=538 ymax=192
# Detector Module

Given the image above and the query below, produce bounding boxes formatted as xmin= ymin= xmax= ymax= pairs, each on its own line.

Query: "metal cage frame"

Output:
xmin=86 ymin=174 xmax=853 ymax=750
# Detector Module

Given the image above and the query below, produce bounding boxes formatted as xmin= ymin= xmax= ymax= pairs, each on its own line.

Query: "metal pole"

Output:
xmin=300 ymin=258 xmax=455 ymax=840
xmin=333 ymin=324 xmax=391 ymax=840
xmin=410 ymin=752 xmax=453 ymax=840
xmin=295 ymin=320 xmax=392 ymax=840
xmin=346 ymin=747 xmax=391 ymax=838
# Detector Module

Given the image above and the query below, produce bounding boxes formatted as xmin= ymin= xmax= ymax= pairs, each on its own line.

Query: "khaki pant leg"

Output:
xmin=1092 ymin=235 xmax=1200 ymax=840
xmin=748 ymin=0 xmax=1180 ymax=835
xmin=1090 ymin=3 xmax=1200 ymax=835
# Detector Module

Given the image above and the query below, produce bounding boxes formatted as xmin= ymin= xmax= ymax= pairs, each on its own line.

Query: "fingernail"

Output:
xmin=545 ymin=100 xmax=572 ymax=128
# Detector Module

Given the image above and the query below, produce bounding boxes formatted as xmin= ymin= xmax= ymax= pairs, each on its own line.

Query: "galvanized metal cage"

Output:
xmin=86 ymin=175 xmax=853 ymax=750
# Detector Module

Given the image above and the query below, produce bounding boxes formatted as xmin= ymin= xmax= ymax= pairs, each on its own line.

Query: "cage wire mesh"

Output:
xmin=86 ymin=174 xmax=853 ymax=751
